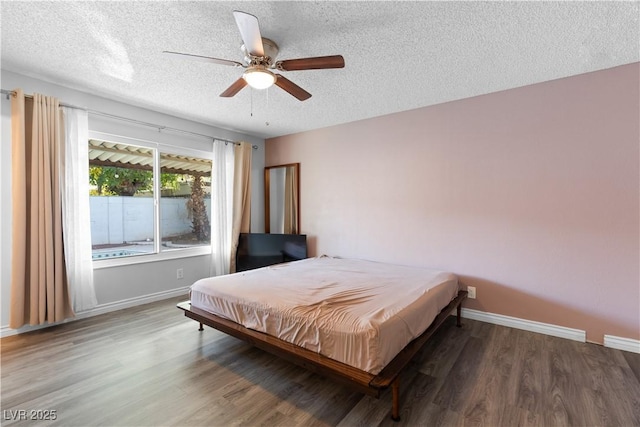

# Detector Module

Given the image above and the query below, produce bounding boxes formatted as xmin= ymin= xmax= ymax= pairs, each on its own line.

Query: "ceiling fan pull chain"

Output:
xmin=266 ymin=88 xmax=270 ymax=126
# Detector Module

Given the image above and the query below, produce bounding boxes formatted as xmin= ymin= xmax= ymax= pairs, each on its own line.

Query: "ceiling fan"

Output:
xmin=164 ymin=10 xmax=345 ymax=101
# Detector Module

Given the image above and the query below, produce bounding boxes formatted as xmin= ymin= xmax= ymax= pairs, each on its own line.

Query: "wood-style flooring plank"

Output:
xmin=461 ymin=325 xmax=518 ymax=426
xmin=335 ymin=393 xmax=391 ymax=427
xmin=504 ymin=328 xmax=545 ymax=419
xmin=430 ymin=335 xmax=488 ymax=412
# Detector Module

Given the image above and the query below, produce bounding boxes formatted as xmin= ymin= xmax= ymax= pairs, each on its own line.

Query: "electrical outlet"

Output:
xmin=177 ymin=268 xmax=184 ymax=279
xmin=467 ymin=286 xmax=476 ymax=299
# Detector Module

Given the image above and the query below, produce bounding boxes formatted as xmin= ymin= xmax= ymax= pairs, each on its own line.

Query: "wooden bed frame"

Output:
xmin=178 ymin=289 xmax=467 ymax=421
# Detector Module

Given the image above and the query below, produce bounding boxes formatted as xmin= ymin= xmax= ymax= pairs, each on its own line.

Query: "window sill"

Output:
xmin=92 ymin=246 xmax=211 ymax=270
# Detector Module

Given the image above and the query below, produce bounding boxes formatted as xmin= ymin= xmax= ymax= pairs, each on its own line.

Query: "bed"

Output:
xmin=178 ymin=256 xmax=467 ymax=421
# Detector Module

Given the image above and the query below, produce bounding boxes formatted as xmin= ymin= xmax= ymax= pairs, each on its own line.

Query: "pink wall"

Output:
xmin=266 ymin=63 xmax=640 ymax=344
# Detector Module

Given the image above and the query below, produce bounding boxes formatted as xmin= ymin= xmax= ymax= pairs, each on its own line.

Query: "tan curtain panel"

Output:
xmin=10 ymin=90 xmax=74 ymax=328
xmin=229 ymin=142 xmax=253 ymax=273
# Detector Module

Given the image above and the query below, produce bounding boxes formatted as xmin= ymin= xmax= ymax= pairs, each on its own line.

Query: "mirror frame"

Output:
xmin=264 ymin=163 xmax=300 ymax=234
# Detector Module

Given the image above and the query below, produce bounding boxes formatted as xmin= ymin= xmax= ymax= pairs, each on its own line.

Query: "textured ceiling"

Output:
xmin=2 ymin=1 xmax=638 ymax=139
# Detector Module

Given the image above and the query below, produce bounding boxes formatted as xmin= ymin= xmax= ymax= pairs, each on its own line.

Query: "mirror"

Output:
xmin=265 ymin=163 xmax=300 ymax=234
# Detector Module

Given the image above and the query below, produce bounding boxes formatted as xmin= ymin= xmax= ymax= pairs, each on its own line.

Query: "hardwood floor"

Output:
xmin=2 ymin=296 xmax=639 ymax=426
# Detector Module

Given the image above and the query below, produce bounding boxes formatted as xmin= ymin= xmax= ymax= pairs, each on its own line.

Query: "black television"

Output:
xmin=236 ymin=233 xmax=307 ymax=272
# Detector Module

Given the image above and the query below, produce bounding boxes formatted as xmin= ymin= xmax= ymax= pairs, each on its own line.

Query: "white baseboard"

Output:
xmin=604 ymin=335 xmax=640 ymax=354
xmin=455 ymin=307 xmax=586 ymax=343
xmin=0 ymin=286 xmax=190 ymax=338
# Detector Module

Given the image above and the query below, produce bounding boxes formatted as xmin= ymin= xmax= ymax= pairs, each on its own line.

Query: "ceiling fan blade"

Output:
xmin=274 ymin=75 xmax=311 ymax=101
xmin=233 ymin=11 xmax=264 ymax=57
xmin=163 ymin=51 xmax=244 ymax=68
xmin=220 ymin=77 xmax=248 ymax=97
xmin=276 ymin=55 xmax=345 ymax=71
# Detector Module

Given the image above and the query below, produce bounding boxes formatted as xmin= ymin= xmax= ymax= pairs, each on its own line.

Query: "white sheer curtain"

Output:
xmin=210 ymin=141 xmax=235 ymax=276
xmin=61 ymin=107 xmax=97 ymax=312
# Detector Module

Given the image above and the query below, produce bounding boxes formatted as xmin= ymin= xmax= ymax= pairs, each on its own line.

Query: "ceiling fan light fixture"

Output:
xmin=243 ymin=67 xmax=276 ymax=89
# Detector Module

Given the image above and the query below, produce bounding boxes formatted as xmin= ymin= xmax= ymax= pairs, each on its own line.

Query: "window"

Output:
xmin=88 ymin=138 xmax=213 ymax=261
xmin=159 ymin=152 xmax=212 ymax=250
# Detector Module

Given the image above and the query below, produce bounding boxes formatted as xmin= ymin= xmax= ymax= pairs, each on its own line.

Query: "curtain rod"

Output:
xmin=1 ymin=89 xmax=258 ymax=150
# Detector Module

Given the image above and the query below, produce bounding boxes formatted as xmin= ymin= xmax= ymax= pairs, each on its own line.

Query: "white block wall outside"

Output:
xmin=89 ymin=196 xmax=211 ymax=245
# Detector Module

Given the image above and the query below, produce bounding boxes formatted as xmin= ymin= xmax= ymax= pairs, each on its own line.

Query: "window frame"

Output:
xmin=89 ymin=131 xmax=213 ymax=270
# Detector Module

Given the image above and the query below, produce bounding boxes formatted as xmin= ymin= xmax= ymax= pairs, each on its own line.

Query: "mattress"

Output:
xmin=189 ymin=256 xmax=459 ymax=374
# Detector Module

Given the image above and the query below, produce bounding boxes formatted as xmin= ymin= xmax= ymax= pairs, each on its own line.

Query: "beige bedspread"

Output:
xmin=189 ymin=256 xmax=459 ymax=374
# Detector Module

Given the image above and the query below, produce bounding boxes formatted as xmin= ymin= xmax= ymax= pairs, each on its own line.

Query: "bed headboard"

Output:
xmin=236 ymin=233 xmax=307 ymax=272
